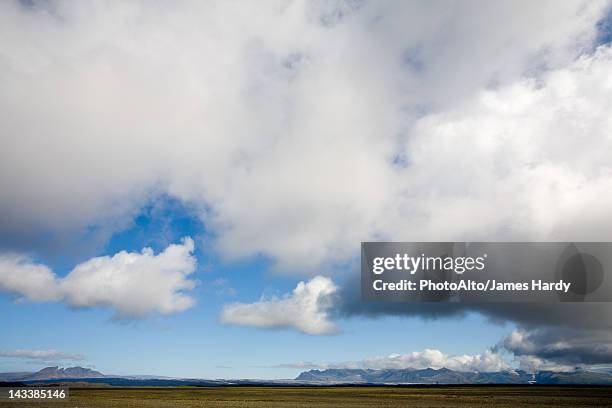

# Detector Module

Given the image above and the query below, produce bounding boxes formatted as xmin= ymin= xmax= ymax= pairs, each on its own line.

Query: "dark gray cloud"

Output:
xmin=499 ymin=327 xmax=612 ymax=366
xmin=337 ymin=275 xmax=612 ymax=366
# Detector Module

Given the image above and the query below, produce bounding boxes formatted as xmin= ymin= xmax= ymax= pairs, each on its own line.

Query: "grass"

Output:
xmin=1 ymin=386 xmax=612 ymax=407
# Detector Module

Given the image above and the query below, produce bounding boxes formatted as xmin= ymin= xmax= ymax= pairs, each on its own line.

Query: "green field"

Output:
xmin=2 ymin=386 xmax=612 ymax=407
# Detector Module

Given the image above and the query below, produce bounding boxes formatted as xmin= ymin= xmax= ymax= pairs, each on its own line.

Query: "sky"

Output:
xmin=1 ymin=0 xmax=612 ymax=379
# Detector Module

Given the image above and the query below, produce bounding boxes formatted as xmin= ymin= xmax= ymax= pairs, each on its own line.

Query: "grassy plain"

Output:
xmin=1 ymin=386 xmax=611 ymax=408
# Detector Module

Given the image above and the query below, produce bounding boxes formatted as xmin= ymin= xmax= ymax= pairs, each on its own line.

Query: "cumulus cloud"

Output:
xmin=221 ymin=276 xmax=337 ymax=335
xmin=0 ymin=0 xmax=609 ymax=269
xmin=0 ymin=255 xmax=62 ymax=302
xmin=0 ymin=349 xmax=84 ymax=362
xmin=389 ymin=46 xmax=612 ymax=244
xmin=280 ymin=348 xmax=511 ymax=372
xmin=0 ymin=238 xmax=197 ymax=318
xmin=334 ymin=44 xmax=612 ymax=367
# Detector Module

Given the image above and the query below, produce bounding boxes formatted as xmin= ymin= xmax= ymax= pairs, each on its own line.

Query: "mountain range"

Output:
xmin=0 ymin=366 xmax=103 ymax=382
xmin=2 ymin=366 xmax=612 ymax=385
xmin=295 ymin=367 xmax=612 ymax=385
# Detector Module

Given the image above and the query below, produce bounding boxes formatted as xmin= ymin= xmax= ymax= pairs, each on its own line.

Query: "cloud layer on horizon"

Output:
xmin=279 ymin=348 xmax=512 ymax=373
xmin=0 ymin=349 xmax=84 ymax=363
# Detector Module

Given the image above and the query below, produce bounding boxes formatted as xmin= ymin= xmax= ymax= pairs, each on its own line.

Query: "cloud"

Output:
xmin=0 ymin=254 xmax=62 ymax=302
xmin=0 ymin=238 xmax=197 ymax=318
xmin=515 ymin=356 xmax=578 ymax=373
xmin=333 ymin=44 xmax=612 ymax=367
xmin=221 ymin=276 xmax=337 ymax=335
xmin=500 ymin=330 xmax=582 ymax=371
xmin=210 ymin=278 xmax=237 ymax=297
xmin=0 ymin=349 xmax=84 ymax=362
xmin=339 ymin=279 xmax=612 ymax=367
xmin=498 ymin=327 xmax=612 ymax=369
xmin=0 ymin=1 xmax=609 ymax=269
xmin=279 ymin=348 xmax=511 ymax=372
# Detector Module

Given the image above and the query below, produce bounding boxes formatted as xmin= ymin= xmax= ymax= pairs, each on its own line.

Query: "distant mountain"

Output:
xmin=535 ymin=370 xmax=612 ymax=385
xmin=0 ymin=366 xmax=105 ymax=381
xmin=295 ymin=368 xmax=612 ymax=385
xmin=3 ymin=366 xmax=612 ymax=386
xmin=0 ymin=372 xmax=31 ymax=381
xmin=29 ymin=366 xmax=104 ymax=380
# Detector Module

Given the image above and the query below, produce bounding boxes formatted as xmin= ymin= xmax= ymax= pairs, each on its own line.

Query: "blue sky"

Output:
xmin=0 ymin=195 xmax=514 ymax=378
xmin=1 ymin=0 xmax=612 ymax=378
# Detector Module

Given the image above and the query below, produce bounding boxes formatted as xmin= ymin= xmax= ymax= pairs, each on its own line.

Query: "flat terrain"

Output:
xmin=2 ymin=386 xmax=612 ymax=407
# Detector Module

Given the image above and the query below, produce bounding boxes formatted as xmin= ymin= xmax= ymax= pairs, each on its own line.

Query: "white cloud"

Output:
xmin=357 ymin=349 xmax=511 ymax=372
xmin=0 ymin=255 xmax=62 ymax=302
xmin=210 ymin=278 xmax=237 ymax=297
xmin=282 ymin=348 xmax=511 ymax=372
xmin=221 ymin=276 xmax=337 ymax=335
xmin=0 ymin=238 xmax=197 ymax=318
xmin=388 ymin=46 xmax=612 ymax=244
xmin=0 ymin=349 xmax=84 ymax=362
xmin=0 ymin=1 xmax=609 ymax=271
